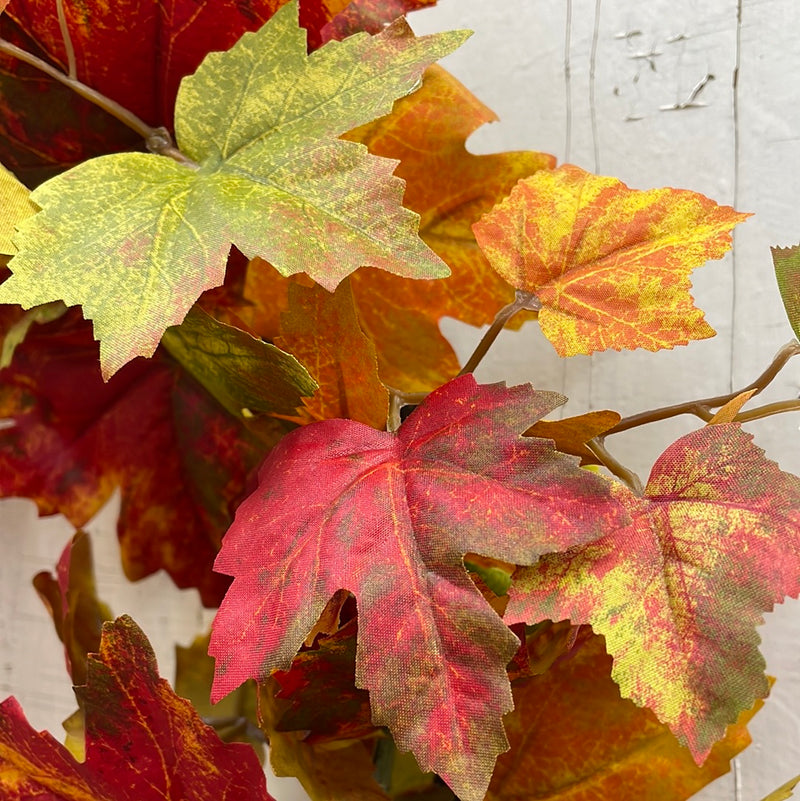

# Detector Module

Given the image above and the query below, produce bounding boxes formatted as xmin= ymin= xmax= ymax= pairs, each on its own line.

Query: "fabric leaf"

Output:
xmin=209 ymin=374 xmax=628 ymax=801
xmin=0 ymin=1 xmax=467 ymax=378
xmin=771 ymin=245 xmax=800 ymax=339
xmin=0 ymin=616 xmax=273 ymax=800
xmin=507 ymin=423 xmax=800 ymax=760
xmin=486 ymin=630 xmax=763 ymax=801
xmin=161 ymin=305 xmax=317 ymax=419
xmin=473 ymin=164 xmax=749 ymax=356
xmin=0 ymin=162 xmax=35 ymax=256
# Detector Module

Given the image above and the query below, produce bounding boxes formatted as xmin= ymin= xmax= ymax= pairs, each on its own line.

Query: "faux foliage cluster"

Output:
xmin=1 ymin=1 xmax=800 ymax=800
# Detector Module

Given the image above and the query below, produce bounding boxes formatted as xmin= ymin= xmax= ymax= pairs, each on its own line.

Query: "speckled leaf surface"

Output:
xmin=0 ymin=2 xmax=466 ymax=378
xmin=473 ymin=164 xmax=749 ymax=356
xmin=0 ymin=616 xmax=274 ymax=800
xmin=320 ymin=0 xmax=438 ymax=44
xmin=0 ymin=163 xmax=35 ymax=256
xmin=209 ymin=374 xmax=628 ymax=801
xmin=486 ymin=631 xmax=762 ymax=801
xmin=0 ymin=310 xmax=284 ymax=606
xmin=507 ymin=423 xmax=800 ymax=760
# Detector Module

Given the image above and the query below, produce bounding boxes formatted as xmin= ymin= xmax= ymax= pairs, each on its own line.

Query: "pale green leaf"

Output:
xmin=0 ymin=1 xmax=468 ymax=378
xmin=161 ymin=305 xmax=317 ymax=418
xmin=0 ymin=301 xmax=67 ymax=369
xmin=0 ymin=162 xmax=36 ymax=257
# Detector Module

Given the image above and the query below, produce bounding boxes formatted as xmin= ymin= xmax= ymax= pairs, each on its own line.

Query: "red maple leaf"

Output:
xmin=0 ymin=616 xmax=274 ymax=800
xmin=209 ymin=374 xmax=628 ymax=801
xmin=0 ymin=310 xmax=283 ymax=606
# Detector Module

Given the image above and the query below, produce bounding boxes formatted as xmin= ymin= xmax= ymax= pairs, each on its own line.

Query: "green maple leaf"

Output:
xmin=0 ymin=1 xmax=467 ymax=378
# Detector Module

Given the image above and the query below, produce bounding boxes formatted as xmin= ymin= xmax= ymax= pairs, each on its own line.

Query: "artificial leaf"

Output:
xmin=525 ymin=409 xmax=621 ymax=464
xmin=486 ymin=630 xmax=763 ymax=801
xmin=273 ymin=619 xmax=375 ymax=742
xmin=161 ymin=304 xmax=317 ymax=419
xmin=260 ymin=678 xmax=389 ymax=801
xmin=760 ymin=774 xmax=800 ymax=801
xmin=0 ymin=162 xmax=35 ymax=255
xmin=507 ymin=423 xmax=800 ymax=760
xmin=473 ymin=164 xmax=749 ymax=356
xmin=209 ymin=374 xmax=628 ymax=801
xmin=32 ymin=530 xmax=113 ymax=686
xmin=709 ymin=390 xmax=756 ymax=424
xmin=321 ymin=0 xmax=437 ymax=44
xmin=345 ymin=66 xmax=555 ymax=390
xmin=0 ymin=299 xmax=66 ymax=368
xmin=0 ymin=309 xmax=285 ymax=606
xmin=0 ymin=4 xmax=466 ymax=379
xmin=175 ymin=633 xmax=265 ymax=761
xmin=771 ymin=245 xmax=800 ymax=339
xmin=276 ymin=280 xmax=388 ymax=427
xmin=0 ymin=616 xmax=274 ymax=800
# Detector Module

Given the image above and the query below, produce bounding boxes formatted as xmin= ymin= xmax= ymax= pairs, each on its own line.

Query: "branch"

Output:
xmin=606 ymin=340 xmax=800 ymax=436
xmin=458 ymin=291 xmax=541 ymax=377
xmin=0 ymin=38 xmax=198 ymax=168
xmin=584 ymin=438 xmax=644 ymax=494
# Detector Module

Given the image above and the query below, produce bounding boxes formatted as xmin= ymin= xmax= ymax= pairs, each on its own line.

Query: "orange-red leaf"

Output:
xmin=0 ymin=310 xmax=285 ymax=605
xmin=487 ymin=630 xmax=763 ymax=801
xmin=276 ymin=280 xmax=388 ymax=427
xmin=345 ymin=66 xmax=554 ymax=390
xmin=0 ymin=616 xmax=273 ymax=800
xmin=473 ymin=164 xmax=749 ymax=356
xmin=210 ymin=374 xmax=628 ymax=801
xmin=507 ymin=423 xmax=800 ymax=761
xmin=32 ymin=531 xmax=113 ymax=686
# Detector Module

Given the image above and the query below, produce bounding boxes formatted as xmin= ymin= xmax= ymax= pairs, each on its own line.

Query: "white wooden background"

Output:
xmin=2 ymin=1 xmax=800 ymax=799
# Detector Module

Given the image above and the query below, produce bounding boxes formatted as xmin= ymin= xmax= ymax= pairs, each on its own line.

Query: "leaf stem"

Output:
xmin=386 ymin=387 xmax=428 ymax=432
xmin=584 ymin=438 xmax=644 ymax=493
xmin=0 ymin=38 xmax=199 ymax=168
xmin=458 ymin=291 xmax=541 ymax=377
xmin=55 ymin=0 xmax=76 ymax=79
xmin=606 ymin=340 xmax=800 ymax=435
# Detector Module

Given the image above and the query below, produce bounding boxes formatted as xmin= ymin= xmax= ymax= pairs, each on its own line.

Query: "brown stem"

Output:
xmin=55 ymin=0 xmax=76 ymax=79
xmin=585 ymin=438 xmax=644 ymax=494
xmin=734 ymin=398 xmax=800 ymax=424
xmin=0 ymin=38 xmax=198 ymax=168
xmin=458 ymin=291 xmax=541 ymax=377
xmin=606 ymin=340 xmax=800 ymax=436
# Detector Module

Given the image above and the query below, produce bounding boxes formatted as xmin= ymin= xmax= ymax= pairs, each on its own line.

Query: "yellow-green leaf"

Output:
xmin=0 ymin=1 xmax=468 ymax=378
xmin=760 ymin=774 xmax=800 ymax=801
xmin=0 ymin=162 xmax=36 ymax=256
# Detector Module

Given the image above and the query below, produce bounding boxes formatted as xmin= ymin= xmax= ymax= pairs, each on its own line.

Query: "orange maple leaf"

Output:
xmin=473 ymin=164 xmax=750 ymax=356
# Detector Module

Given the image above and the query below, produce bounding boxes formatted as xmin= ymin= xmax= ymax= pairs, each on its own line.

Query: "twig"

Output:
xmin=0 ymin=38 xmax=198 ymax=167
xmin=606 ymin=340 xmax=800 ymax=436
xmin=386 ymin=387 xmax=428 ymax=433
xmin=458 ymin=291 xmax=541 ymax=377
xmin=734 ymin=399 xmax=800 ymax=424
xmin=584 ymin=438 xmax=644 ymax=494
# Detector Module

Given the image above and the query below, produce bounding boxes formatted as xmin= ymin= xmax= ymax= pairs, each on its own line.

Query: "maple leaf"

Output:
xmin=276 ymin=279 xmax=389 ymax=427
xmin=771 ymin=244 xmax=800 ymax=339
xmin=0 ymin=162 xmax=35 ymax=256
xmin=32 ymin=530 xmax=113 ymax=686
xmin=0 ymin=309 xmax=287 ymax=606
xmin=345 ymin=66 xmax=554 ymax=390
xmin=0 ymin=3 xmax=466 ymax=379
xmin=473 ymin=164 xmax=750 ymax=356
xmin=209 ymin=374 xmax=628 ymax=801
xmin=320 ymin=0 xmax=438 ymax=44
xmin=486 ymin=630 xmax=763 ymax=801
xmin=0 ymin=616 xmax=274 ymax=800
xmin=525 ymin=409 xmax=621 ymax=465
xmin=506 ymin=423 xmax=800 ymax=760
xmin=161 ymin=304 xmax=317 ymax=419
